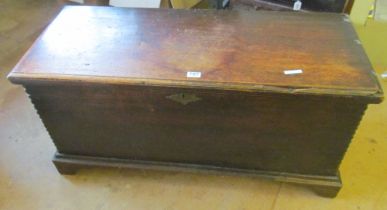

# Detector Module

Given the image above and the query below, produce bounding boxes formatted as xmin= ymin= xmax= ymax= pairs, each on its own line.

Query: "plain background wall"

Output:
xmin=350 ymin=0 xmax=374 ymax=24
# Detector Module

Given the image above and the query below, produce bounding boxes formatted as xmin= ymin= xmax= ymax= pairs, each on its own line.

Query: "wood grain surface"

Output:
xmin=26 ymin=83 xmax=367 ymax=176
xmin=8 ymin=6 xmax=383 ymax=102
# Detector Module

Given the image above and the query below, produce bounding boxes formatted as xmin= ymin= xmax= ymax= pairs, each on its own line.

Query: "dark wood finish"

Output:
xmin=231 ymin=0 xmax=294 ymax=11
xmin=61 ymin=0 xmax=109 ymax=6
xmin=83 ymin=0 xmax=109 ymax=5
xmin=7 ymin=7 xmax=383 ymax=197
xmin=231 ymin=0 xmax=351 ymax=13
xmin=53 ymin=152 xmax=342 ymax=197
xmin=343 ymin=0 xmax=355 ymax=14
xmin=311 ymin=185 xmax=341 ymax=198
xmin=26 ymin=82 xmax=366 ymax=176
xmin=298 ymin=0 xmax=350 ymax=12
xmin=8 ymin=7 xmax=383 ymax=102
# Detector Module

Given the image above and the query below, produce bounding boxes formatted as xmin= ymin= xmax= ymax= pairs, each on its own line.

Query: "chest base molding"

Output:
xmin=53 ymin=152 xmax=342 ymax=198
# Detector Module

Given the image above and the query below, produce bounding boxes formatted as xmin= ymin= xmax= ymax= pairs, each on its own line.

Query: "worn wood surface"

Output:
xmin=8 ymin=6 xmax=383 ymax=102
xmin=53 ymin=152 xmax=342 ymax=197
xmin=6 ymin=7 xmax=384 ymax=198
xmin=26 ymin=83 xmax=366 ymax=176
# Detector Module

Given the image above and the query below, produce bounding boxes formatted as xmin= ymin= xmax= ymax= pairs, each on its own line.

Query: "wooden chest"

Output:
xmin=8 ymin=6 xmax=383 ymax=197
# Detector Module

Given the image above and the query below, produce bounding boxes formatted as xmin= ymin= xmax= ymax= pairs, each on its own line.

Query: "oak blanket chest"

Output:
xmin=8 ymin=6 xmax=383 ymax=197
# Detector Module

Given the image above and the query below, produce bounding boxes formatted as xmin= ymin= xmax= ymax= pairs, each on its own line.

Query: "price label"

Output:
xmin=293 ymin=0 xmax=302 ymax=11
xmin=186 ymin=71 xmax=202 ymax=78
xmin=284 ymin=69 xmax=303 ymax=75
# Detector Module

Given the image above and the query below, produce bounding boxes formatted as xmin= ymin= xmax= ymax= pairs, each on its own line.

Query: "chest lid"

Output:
xmin=8 ymin=6 xmax=383 ymax=103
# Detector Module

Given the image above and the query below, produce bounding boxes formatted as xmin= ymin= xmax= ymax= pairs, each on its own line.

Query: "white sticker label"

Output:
xmin=293 ymin=0 xmax=302 ymax=11
xmin=186 ymin=71 xmax=202 ymax=78
xmin=284 ymin=69 xmax=303 ymax=75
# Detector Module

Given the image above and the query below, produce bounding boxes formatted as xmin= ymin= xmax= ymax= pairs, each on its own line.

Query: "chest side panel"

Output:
xmin=25 ymin=83 xmax=366 ymax=176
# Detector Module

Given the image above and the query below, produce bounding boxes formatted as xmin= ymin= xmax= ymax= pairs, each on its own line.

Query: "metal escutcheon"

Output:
xmin=166 ymin=93 xmax=201 ymax=105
